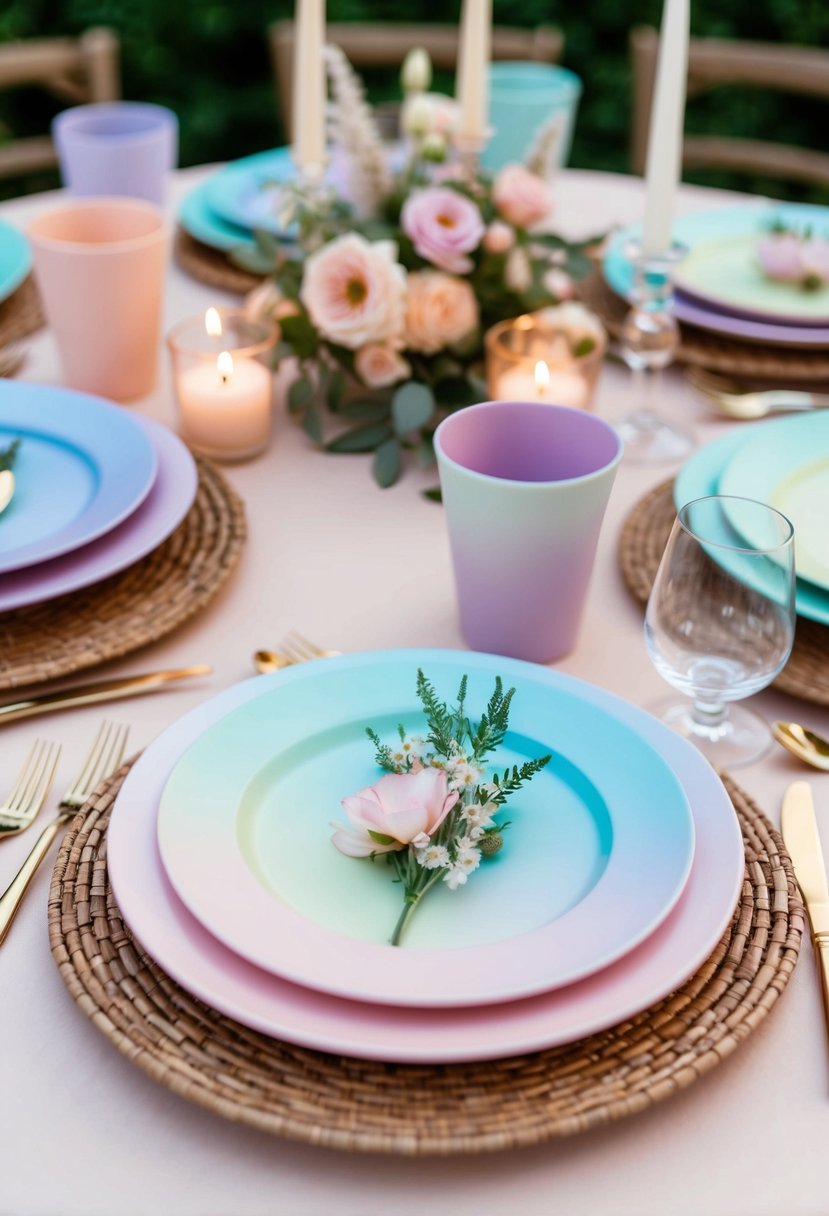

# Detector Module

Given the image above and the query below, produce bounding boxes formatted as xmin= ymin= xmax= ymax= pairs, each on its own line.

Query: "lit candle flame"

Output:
xmin=217 ymin=350 xmax=234 ymax=384
xmin=205 ymin=307 xmax=222 ymax=338
xmin=534 ymin=360 xmax=550 ymax=396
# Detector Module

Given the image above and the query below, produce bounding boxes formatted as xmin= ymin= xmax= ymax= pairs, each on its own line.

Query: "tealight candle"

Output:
xmin=167 ymin=308 xmax=277 ymax=461
xmin=485 ymin=311 xmax=606 ymax=411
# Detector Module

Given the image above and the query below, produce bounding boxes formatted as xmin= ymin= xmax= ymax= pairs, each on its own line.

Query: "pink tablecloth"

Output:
xmin=1 ymin=167 xmax=827 ymax=1216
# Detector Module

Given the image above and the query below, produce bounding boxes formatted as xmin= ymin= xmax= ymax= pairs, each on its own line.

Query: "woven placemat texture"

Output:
xmin=0 ymin=275 xmax=45 ymax=346
xmin=619 ymin=479 xmax=829 ymax=706
xmin=174 ymin=228 xmax=265 ymax=295
xmin=48 ymin=763 xmax=802 ymax=1156
xmin=0 ymin=457 xmax=245 ymax=691
xmin=579 ymin=271 xmax=829 ymax=382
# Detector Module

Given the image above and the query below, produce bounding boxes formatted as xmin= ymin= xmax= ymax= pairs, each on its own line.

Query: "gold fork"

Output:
xmin=0 ymin=720 xmax=129 ymax=945
xmin=254 ymin=631 xmax=340 ymax=674
xmin=0 ymin=739 xmax=61 ymax=840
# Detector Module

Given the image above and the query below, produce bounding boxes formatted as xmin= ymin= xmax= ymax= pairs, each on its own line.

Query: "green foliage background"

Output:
xmin=1 ymin=0 xmax=828 ymax=201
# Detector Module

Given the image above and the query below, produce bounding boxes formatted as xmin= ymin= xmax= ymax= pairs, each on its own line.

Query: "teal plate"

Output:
xmin=674 ymin=426 xmax=829 ymax=626
xmin=0 ymin=219 xmax=31 ymax=305
xmin=157 ymin=650 xmax=695 ymax=1009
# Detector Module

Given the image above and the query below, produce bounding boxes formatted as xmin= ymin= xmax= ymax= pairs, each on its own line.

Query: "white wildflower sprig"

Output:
xmin=324 ymin=44 xmax=392 ymax=218
xmin=351 ymin=669 xmax=552 ymax=945
xmin=524 ymin=113 xmax=565 ymax=181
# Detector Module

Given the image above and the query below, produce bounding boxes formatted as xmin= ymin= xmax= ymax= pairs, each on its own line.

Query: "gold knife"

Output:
xmin=781 ymin=781 xmax=829 ymax=1044
xmin=0 ymin=665 xmax=212 ymax=725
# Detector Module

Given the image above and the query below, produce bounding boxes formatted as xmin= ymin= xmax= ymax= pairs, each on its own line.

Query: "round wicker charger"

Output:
xmin=0 ymin=275 xmax=45 ymax=346
xmin=619 ymin=480 xmax=829 ymax=706
xmin=48 ymin=764 xmax=802 ymax=1156
xmin=0 ymin=457 xmax=245 ymax=691
xmin=579 ymin=272 xmax=829 ymax=382
xmin=174 ymin=228 xmax=265 ymax=296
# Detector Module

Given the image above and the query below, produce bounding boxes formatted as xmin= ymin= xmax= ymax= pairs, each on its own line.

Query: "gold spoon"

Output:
xmin=253 ymin=649 xmax=293 ymax=674
xmin=686 ymin=367 xmax=829 ymax=421
xmin=772 ymin=721 xmax=829 ymax=772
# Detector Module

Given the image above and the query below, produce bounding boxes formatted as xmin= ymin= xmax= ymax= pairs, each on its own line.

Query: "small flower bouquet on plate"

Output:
xmin=757 ymin=226 xmax=829 ymax=291
xmin=330 ymin=669 xmax=551 ymax=946
xmin=242 ymin=47 xmax=599 ymax=487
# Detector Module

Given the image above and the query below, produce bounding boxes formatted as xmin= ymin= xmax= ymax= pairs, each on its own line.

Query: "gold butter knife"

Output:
xmin=781 ymin=781 xmax=829 ymax=1047
xmin=0 ymin=665 xmax=212 ymax=725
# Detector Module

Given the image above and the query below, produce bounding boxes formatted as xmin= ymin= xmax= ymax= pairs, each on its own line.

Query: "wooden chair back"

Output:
xmin=630 ymin=26 xmax=829 ymax=190
xmin=0 ymin=28 xmax=120 ymax=180
xmin=269 ymin=21 xmax=563 ymax=140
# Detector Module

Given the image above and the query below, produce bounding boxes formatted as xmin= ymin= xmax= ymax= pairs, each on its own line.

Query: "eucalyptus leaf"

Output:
xmin=279 ymin=312 xmax=319 ymax=359
xmin=327 ymin=370 xmax=346 ymax=412
xmin=228 ymin=247 xmax=274 ymax=275
xmin=302 ymin=403 xmax=323 ymax=445
xmin=422 ymin=486 xmax=442 ymax=503
xmin=373 ymin=437 xmax=402 ymax=488
xmin=327 ymin=422 xmax=393 ymax=454
xmin=391 ymin=382 xmax=434 ymax=437
xmin=338 ymin=397 xmax=390 ymax=423
xmin=287 ymin=375 xmax=313 ymax=414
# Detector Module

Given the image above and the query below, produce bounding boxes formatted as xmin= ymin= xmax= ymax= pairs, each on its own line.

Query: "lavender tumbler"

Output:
xmin=53 ymin=102 xmax=178 ymax=206
xmin=434 ymin=401 xmax=622 ymax=663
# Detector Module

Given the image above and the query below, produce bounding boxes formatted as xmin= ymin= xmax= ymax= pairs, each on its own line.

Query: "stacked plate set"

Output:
xmin=105 ymin=649 xmax=747 ymax=1064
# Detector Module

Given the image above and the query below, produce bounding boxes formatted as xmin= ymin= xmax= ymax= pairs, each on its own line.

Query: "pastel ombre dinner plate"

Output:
xmin=673 ymin=426 xmax=829 ymax=626
xmin=156 ymin=652 xmax=694 ymax=1009
xmin=179 ymin=179 xmax=257 ymax=254
xmin=203 ymin=147 xmax=297 ymax=236
xmin=0 ymin=415 xmax=197 ymax=613
xmin=603 ymin=203 xmax=829 ymax=348
xmin=0 ymin=219 xmax=31 ymax=304
xmin=0 ymin=382 xmax=157 ymax=573
xmin=108 ymin=656 xmax=743 ymax=1064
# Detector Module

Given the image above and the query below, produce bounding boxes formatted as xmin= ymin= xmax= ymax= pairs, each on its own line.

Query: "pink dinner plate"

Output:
xmin=0 ymin=415 xmax=197 ymax=613
xmin=108 ymin=659 xmax=744 ymax=1064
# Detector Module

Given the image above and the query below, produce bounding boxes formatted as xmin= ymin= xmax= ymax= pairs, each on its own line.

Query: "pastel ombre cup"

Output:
xmin=434 ymin=401 xmax=622 ymax=663
xmin=53 ymin=102 xmax=178 ymax=206
xmin=28 ymin=198 xmax=168 ymax=401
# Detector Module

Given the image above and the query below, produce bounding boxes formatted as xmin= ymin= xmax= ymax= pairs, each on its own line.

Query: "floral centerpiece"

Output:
xmin=330 ymin=668 xmax=551 ymax=946
xmin=242 ymin=48 xmax=597 ymax=487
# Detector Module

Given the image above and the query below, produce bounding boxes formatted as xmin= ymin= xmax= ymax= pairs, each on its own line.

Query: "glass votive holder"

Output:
xmin=485 ymin=305 xmax=607 ymax=410
xmin=167 ymin=307 xmax=277 ymax=461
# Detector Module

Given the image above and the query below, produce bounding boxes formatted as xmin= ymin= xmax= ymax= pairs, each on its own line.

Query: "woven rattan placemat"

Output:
xmin=619 ymin=479 xmax=829 ymax=706
xmin=0 ymin=457 xmax=245 ymax=691
xmin=579 ymin=272 xmax=829 ymax=382
xmin=174 ymin=228 xmax=265 ymax=295
xmin=48 ymin=763 xmax=801 ymax=1156
xmin=0 ymin=275 xmax=45 ymax=347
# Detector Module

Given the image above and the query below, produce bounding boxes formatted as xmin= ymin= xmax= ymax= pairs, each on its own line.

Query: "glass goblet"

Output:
xmin=645 ymin=495 xmax=795 ymax=768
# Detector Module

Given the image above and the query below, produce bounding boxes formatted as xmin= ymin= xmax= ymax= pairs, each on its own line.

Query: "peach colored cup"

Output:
xmin=27 ymin=198 xmax=168 ymax=401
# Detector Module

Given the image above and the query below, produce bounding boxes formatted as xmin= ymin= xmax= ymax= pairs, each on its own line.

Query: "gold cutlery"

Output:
xmin=780 ymin=781 xmax=829 ymax=1053
xmin=0 ymin=469 xmax=14 ymax=515
xmin=254 ymin=632 xmax=340 ymax=674
xmin=773 ymin=721 xmax=829 ymax=772
xmin=0 ymin=739 xmax=61 ymax=840
xmin=0 ymin=343 xmax=26 ymax=379
xmin=686 ymin=366 xmax=829 ymax=421
xmin=0 ymin=664 xmax=212 ymax=726
xmin=0 ymin=721 xmax=128 ymax=945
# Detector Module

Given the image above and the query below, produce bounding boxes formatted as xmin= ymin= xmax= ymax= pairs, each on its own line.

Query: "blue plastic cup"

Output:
xmin=482 ymin=62 xmax=582 ymax=173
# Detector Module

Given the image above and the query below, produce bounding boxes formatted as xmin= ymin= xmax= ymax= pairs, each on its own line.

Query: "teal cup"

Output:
xmin=482 ymin=62 xmax=582 ymax=173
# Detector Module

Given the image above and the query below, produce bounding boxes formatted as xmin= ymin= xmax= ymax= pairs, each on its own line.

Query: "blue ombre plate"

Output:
xmin=674 ymin=425 xmax=829 ymax=625
xmin=0 ymin=220 xmax=31 ymax=305
xmin=0 ymin=382 xmax=157 ymax=574
xmin=179 ymin=178 xmax=258 ymax=253
xmin=157 ymin=650 xmax=695 ymax=1009
xmin=203 ymin=147 xmax=297 ymax=236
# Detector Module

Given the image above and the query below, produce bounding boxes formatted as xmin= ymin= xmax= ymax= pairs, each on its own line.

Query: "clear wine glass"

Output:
xmin=645 ymin=495 xmax=796 ymax=768
xmin=615 ymin=242 xmax=695 ymax=465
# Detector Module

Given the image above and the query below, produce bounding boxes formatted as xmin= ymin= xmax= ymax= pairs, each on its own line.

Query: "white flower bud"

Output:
xmin=402 ymin=94 xmax=434 ymax=137
xmin=401 ymin=47 xmax=432 ymax=94
xmin=421 ymin=132 xmax=447 ymax=162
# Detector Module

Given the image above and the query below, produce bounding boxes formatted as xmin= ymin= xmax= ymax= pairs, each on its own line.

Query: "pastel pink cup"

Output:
xmin=28 ymin=198 xmax=168 ymax=401
xmin=435 ymin=400 xmax=622 ymax=663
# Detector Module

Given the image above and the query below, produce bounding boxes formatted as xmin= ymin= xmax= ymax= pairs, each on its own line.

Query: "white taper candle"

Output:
xmin=456 ymin=0 xmax=492 ymax=146
xmin=292 ymin=0 xmax=327 ymax=175
xmin=641 ymin=0 xmax=689 ymax=257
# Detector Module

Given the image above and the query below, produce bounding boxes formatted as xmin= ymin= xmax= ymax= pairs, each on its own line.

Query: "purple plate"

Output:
xmin=0 ymin=415 xmax=197 ymax=613
xmin=674 ymin=289 xmax=829 ymax=348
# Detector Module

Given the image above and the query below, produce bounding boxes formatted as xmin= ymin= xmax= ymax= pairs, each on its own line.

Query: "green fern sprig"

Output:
xmin=366 ymin=727 xmax=397 ymax=772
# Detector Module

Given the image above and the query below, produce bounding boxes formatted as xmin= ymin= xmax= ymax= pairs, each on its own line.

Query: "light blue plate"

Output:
xmin=0 ymin=382 xmax=157 ymax=573
xmin=179 ymin=147 xmax=296 ymax=252
xmin=674 ymin=425 xmax=829 ymax=626
xmin=0 ymin=219 xmax=31 ymax=305
xmin=203 ymin=148 xmax=298 ymax=236
xmin=157 ymin=650 xmax=695 ymax=1008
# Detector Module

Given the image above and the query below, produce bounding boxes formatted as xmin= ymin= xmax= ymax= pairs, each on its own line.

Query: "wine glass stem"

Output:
xmin=691 ymin=697 xmax=728 ymax=733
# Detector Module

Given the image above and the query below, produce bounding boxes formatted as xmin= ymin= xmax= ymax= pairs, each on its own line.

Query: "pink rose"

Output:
xmin=483 ymin=220 xmax=515 ymax=255
xmin=492 ymin=163 xmax=554 ymax=229
xmin=757 ymin=233 xmax=805 ymax=282
xmin=354 ymin=343 xmax=411 ymax=388
xmin=401 ymin=187 xmax=485 ymax=273
xmin=405 ymin=271 xmax=479 ymax=354
xmin=300 ymin=234 xmax=407 ymax=350
xmin=332 ymin=768 xmax=459 ymax=858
